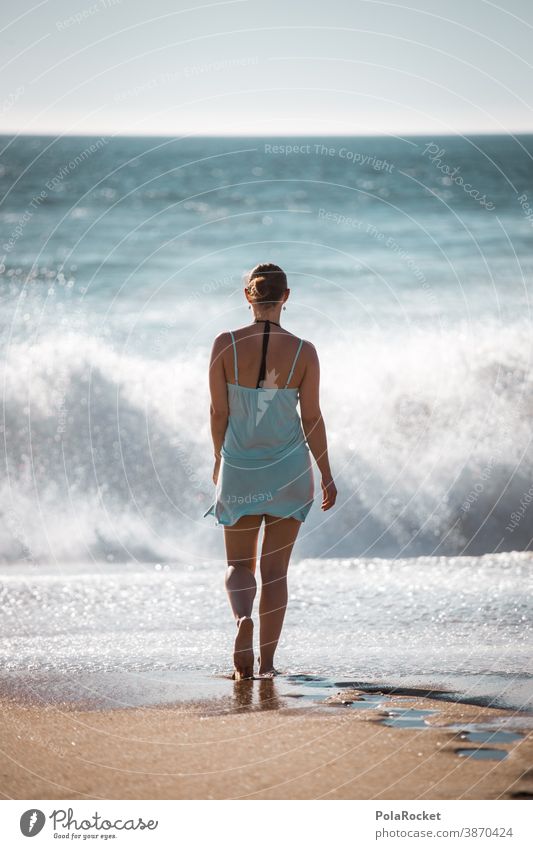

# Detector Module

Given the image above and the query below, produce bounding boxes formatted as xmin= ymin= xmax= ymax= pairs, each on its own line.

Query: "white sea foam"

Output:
xmin=1 ymin=317 xmax=532 ymax=564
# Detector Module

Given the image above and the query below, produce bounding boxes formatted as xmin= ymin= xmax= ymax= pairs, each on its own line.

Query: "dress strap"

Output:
xmin=229 ymin=330 xmax=238 ymax=384
xmin=285 ymin=338 xmax=303 ymax=388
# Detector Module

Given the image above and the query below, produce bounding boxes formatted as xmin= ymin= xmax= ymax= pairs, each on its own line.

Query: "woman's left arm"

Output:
xmin=208 ymin=333 xmax=229 ymax=484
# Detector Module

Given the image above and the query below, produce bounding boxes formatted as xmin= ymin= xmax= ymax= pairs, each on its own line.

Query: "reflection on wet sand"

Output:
xmin=231 ymin=677 xmax=284 ymax=712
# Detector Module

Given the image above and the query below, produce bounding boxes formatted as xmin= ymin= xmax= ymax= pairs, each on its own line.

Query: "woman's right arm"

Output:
xmin=298 ymin=342 xmax=337 ymax=511
xmin=208 ymin=333 xmax=230 ymax=484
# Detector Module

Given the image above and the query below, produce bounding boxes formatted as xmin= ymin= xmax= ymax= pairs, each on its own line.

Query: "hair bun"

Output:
xmin=245 ymin=263 xmax=287 ymax=304
xmin=248 ymin=275 xmax=268 ymax=297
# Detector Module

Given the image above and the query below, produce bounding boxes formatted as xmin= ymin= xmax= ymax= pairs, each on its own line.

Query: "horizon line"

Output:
xmin=2 ymin=130 xmax=533 ymax=139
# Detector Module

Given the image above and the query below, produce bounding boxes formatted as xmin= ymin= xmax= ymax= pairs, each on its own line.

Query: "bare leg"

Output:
xmin=258 ymin=515 xmax=301 ymax=676
xmin=223 ymin=515 xmax=263 ymax=678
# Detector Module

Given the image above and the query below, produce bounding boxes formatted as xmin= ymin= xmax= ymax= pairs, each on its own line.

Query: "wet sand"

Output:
xmin=1 ymin=686 xmax=532 ymax=800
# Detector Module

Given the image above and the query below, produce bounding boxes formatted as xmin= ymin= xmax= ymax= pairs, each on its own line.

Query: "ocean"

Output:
xmin=0 ymin=134 xmax=532 ymax=712
xmin=0 ymin=553 xmax=532 ymax=713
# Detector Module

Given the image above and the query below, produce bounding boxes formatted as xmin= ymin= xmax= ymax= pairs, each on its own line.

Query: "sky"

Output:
xmin=1 ymin=0 xmax=532 ymax=136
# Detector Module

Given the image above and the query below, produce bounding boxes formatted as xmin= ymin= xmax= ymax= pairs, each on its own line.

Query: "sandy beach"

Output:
xmin=1 ymin=688 xmax=532 ymax=800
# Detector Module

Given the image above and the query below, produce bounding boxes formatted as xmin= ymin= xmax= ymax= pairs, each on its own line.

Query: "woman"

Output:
xmin=204 ymin=263 xmax=337 ymax=680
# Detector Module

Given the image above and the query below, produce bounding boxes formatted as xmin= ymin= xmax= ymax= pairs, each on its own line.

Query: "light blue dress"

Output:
xmin=204 ymin=330 xmax=314 ymax=526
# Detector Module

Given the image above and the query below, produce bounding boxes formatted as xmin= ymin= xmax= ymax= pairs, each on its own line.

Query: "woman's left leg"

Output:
xmin=223 ymin=514 xmax=263 ymax=678
xmin=258 ymin=515 xmax=302 ymax=676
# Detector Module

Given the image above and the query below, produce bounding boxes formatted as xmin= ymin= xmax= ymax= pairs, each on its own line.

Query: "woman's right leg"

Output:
xmin=258 ymin=515 xmax=301 ymax=675
xmin=223 ymin=514 xmax=263 ymax=678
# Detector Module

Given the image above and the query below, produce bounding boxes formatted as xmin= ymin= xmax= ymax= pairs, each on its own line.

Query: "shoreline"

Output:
xmin=1 ymin=684 xmax=532 ymax=800
xmin=2 ymin=552 xmax=531 ymax=718
xmin=2 ymin=670 xmax=532 ymax=715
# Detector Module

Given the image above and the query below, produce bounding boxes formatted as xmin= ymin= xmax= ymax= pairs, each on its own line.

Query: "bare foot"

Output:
xmin=257 ymin=668 xmax=280 ymax=678
xmin=233 ymin=616 xmax=254 ymax=680
xmin=257 ymin=656 xmax=280 ymax=677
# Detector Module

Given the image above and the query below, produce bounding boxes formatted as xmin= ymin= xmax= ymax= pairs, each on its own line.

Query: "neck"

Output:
xmin=254 ymin=317 xmax=280 ymax=326
xmin=252 ymin=311 xmax=282 ymax=324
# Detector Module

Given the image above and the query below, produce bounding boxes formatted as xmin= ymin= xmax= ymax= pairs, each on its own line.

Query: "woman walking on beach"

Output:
xmin=205 ymin=264 xmax=337 ymax=679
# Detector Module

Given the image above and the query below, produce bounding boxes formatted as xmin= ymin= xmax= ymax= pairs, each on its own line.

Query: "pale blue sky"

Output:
xmin=1 ymin=0 xmax=532 ymax=135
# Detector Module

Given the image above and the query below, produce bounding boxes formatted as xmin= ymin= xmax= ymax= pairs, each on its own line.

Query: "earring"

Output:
xmin=283 ymin=305 xmax=286 ymax=310
xmin=248 ymin=305 xmax=251 ymax=309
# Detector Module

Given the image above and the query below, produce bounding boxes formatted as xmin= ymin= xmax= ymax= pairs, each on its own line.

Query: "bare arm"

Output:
xmin=298 ymin=343 xmax=337 ymax=510
xmin=208 ymin=333 xmax=230 ymax=483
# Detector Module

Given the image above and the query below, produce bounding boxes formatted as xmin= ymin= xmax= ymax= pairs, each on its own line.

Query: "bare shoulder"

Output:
xmin=212 ymin=330 xmax=232 ymax=348
xmin=299 ymin=339 xmax=319 ymax=365
xmin=210 ymin=331 xmax=233 ymax=361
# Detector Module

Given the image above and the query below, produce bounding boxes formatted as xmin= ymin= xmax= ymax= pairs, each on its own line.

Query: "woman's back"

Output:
xmin=221 ymin=320 xmax=308 ymax=461
xmin=223 ymin=323 xmax=307 ymax=390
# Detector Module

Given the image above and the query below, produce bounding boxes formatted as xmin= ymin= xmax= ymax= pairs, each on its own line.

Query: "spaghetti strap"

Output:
xmin=285 ymin=338 xmax=304 ymax=388
xmin=229 ymin=331 xmax=238 ymax=384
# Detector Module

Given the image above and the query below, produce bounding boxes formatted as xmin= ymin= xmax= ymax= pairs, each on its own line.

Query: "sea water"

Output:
xmin=0 ymin=135 xmax=532 ymax=711
xmin=0 ymin=553 xmax=531 ymax=712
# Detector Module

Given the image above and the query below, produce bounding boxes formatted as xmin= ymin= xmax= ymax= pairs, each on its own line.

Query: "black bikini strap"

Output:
xmin=256 ymin=320 xmax=271 ymax=388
